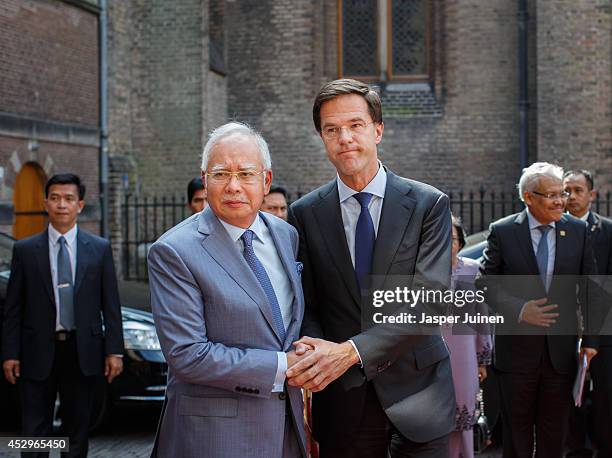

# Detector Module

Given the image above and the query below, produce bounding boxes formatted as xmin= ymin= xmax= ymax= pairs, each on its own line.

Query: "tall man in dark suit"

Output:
xmin=287 ymin=79 xmax=455 ymax=457
xmin=477 ymin=162 xmax=599 ymax=457
xmin=564 ymin=169 xmax=612 ymax=458
xmin=2 ymin=173 xmax=124 ymax=457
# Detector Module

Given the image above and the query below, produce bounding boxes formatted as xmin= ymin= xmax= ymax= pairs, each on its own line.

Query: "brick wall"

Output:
xmin=124 ymin=0 xmax=207 ymax=197
xmin=107 ymin=0 xmax=133 ymax=157
xmin=536 ymin=0 xmax=612 ymax=188
xmin=0 ymin=135 xmax=100 ymax=233
xmin=225 ymin=0 xmax=525 ymax=197
xmin=0 ymin=0 xmax=101 ymax=236
xmin=0 ymin=0 xmax=99 ymax=127
xmin=226 ymin=0 xmax=337 ymax=194
xmin=104 ymin=0 xmax=612 ymax=238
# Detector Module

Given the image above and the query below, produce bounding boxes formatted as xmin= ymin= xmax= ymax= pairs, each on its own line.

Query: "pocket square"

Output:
xmin=296 ymin=262 xmax=303 ymax=274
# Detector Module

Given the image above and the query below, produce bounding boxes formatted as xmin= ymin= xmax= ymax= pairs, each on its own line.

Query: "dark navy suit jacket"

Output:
xmin=477 ymin=210 xmax=599 ymax=373
xmin=289 ymin=169 xmax=456 ymax=446
xmin=1 ymin=228 xmax=123 ymax=380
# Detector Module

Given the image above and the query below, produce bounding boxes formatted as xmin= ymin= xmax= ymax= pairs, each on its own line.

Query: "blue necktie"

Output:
xmin=353 ymin=192 xmax=375 ymax=288
xmin=241 ymin=230 xmax=286 ymax=341
xmin=57 ymin=236 xmax=75 ymax=330
xmin=536 ymin=225 xmax=552 ymax=290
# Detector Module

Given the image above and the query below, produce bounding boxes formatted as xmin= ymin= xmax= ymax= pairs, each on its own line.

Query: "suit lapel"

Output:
xmin=34 ymin=231 xmax=54 ymax=304
xmin=552 ymin=216 xmax=569 ymax=275
xmin=312 ymin=182 xmax=361 ymax=307
xmin=513 ymin=210 xmax=541 ymax=276
xmin=371 ymin=171 xmax=415 ymax=276
xmin=587 ymin=211 xmax=597 ymax=229
xmin=260 ymin=213 xmax=302 ymax=349
xmin=198 ymin=209 xmax=283 ymax=344
xmin=74 ymin=230 xmax=90 ymax=294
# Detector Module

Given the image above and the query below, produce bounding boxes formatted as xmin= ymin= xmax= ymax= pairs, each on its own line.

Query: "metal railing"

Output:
xmin=121 ymin=189 xmax=612 ymax=281
xmin=448 ymin=188 xmax=611 ymax=235
xmin=122 ymin=195 xmax=190 ymax=281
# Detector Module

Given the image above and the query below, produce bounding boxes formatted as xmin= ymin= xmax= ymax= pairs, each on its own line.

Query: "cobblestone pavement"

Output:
xmin=0 ymin=405 xmax=159 ymax=458
xmin=0 ymin=404 xmax=503 ymax=457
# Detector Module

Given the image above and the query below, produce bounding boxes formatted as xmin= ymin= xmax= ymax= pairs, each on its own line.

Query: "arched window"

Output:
xmin=338 ymin=0 xmax=431 ymax=82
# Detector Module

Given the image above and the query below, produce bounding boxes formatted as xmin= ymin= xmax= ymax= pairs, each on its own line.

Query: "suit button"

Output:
xmin=278 ymin=392 xmax=287 ymax=400
xmin=235 ymin=386 xmax=242 ymax=392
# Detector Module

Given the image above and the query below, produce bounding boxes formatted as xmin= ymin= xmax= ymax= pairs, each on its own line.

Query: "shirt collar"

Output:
xmin=218 ymin=214 xmax=266 ymax=244
xmin=48 ymin=224 xmax=78 ymax=247
xmin=526 ymin=207 xmax=556 ymax=230
xmin=563 ymin=210 xmax=590 ymax=222
xmin=337 ymin=161 xmax=387 ymax=204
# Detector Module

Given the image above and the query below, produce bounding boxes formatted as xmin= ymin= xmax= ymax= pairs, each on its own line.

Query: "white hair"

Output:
xmin=517 ymin=162 xmax=564 ymax=201
xmin=200 ymin=121 xmax=272 ymax=171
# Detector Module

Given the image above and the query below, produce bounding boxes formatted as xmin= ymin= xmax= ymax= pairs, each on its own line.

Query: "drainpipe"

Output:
xmin=99 ymin=0 xmax=109 ymax=238
xmin=518 ymin=0 xmax=529 ymax=170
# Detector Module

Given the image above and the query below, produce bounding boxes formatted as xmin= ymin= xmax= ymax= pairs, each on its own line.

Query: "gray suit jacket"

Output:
xmin=148 ymin=208 xmax=306 ymax=458
xmin=288 ymin=169 xmax=456 ymax=446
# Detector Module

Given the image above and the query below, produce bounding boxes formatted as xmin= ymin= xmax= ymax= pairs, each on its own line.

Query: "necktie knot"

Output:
xmin=353 ymin=192 xmax=373 ymax=209
xmin=241 ymin=229 xmax=254 ymax=248
xmin=59 ymin=235 xmax=67 ymax=246
xmin=537 ymin=225 xmax=552 ymax=235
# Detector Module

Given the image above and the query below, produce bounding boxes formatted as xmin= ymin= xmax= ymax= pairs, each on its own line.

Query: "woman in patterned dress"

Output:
xmin=442 ymin=216 xmax=492 ymax=458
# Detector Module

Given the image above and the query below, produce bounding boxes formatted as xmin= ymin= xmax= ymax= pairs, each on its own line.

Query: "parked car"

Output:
xmin=459 ymin=230 xmax=488 ymax=260
xmin=0 ymin=232 xmax=166 ymax=430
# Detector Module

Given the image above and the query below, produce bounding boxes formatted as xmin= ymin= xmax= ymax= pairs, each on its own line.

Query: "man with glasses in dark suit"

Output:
xmin=478 ymin=162 xmax=599 ymax=457
xmin=288 ymin=79 xmax=455 ymax=457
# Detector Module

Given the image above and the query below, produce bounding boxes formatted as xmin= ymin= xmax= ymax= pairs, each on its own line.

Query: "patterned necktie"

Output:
xmin=241 ymin=230 xmax=286 ymax=341
xmin=57 ymin=236 xmax=75 ymax=330
xmin=536 ymin=225 xmax=552 ymax=290
xmin=353 ymin=192 xmax=375 ymax=288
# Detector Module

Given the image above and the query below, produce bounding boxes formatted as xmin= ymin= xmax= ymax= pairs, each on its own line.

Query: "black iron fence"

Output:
xmin=121 ymin=195 xmax=191 ymax=281
xmin=121 ymin=189 xmax=612 ymax=281
xmin=449 ymin=188 xmax=612 ymax=235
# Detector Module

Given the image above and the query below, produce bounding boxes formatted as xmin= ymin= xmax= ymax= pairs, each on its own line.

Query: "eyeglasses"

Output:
xmin=205 ymin=169 xmax=265 ymax=185
xmin=321 ymin=121 xmax=376 ymax=140
xmin=531 ymin=190 xmax=570 ymax=200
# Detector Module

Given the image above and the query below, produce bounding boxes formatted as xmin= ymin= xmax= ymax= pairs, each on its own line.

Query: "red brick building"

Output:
xmin=0 ymin=0 xmax=101 ymax=237
xmin=2 ymin=0 xmax=610 ymax=277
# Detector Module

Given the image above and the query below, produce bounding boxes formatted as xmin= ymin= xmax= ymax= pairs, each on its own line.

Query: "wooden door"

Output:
xmin=13 ymin=162 xmax=47 ymax=240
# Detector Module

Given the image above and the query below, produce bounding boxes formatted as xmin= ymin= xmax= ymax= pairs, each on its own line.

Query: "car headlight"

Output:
xmin=123 ymin=320 xmax=161 ymax=350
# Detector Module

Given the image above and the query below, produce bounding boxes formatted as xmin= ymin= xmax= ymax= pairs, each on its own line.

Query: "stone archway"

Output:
xmin=13 ymin=162 xmax=47 ymax=240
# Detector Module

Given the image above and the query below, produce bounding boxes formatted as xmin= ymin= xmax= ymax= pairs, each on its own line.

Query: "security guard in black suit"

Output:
xmin=2 ymin=173 xmax=124 ymax=457
xmin=564 ymin=170 xmax=612 ymax=458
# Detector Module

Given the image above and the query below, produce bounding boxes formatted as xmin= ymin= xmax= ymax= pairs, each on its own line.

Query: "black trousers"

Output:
xmin=20 ymin=335 xmax=96 ymax=458
xmin=319 ymin=383 xmax=449 ymax=458
xmin=497 ymin=346 xmax=574 ymax=458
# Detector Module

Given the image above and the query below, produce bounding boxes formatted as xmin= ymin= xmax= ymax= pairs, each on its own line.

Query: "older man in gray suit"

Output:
xmin=148 ymin=122 xmax=308 ymax=458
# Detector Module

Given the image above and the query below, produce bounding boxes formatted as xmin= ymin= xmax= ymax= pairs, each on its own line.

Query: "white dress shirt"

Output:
xmin=219 ymin=215 xmax=294 ymax=392
xmin=48 ymin=224 xmax=77 ymax=331
xmin=336 ymin=162 xmax=387 ymax=364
